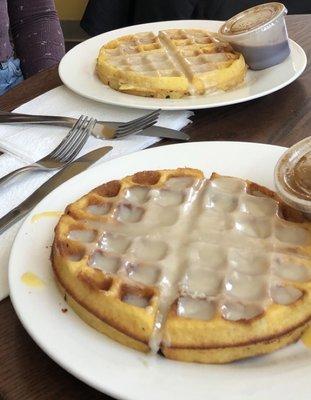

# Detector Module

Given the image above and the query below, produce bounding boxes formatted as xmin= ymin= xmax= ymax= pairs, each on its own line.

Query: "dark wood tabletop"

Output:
xmin=0 ymin=14 xmax=310 ymax=400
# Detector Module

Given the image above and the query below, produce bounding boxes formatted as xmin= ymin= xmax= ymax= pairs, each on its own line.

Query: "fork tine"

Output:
xmin=116 ymin=120 xmax=157 ymax=138
xmin=116 ymin=115 xmax=158 ymax=137
xmin=118 ymin=109 xmax=160 ymax=130
xmin=49 ymin=115 xmax=86 ymax=158
xmin=55 ymin=116 xmax=89 ymax=160
xmin=61 ymin=118 xmax=96 ymax=163
xmin=66 ymin=118 xmax=97 ymax=163
xmin=117 ymin=111 xmax=159 ymax=133
xmin=116 ymin=112 xmax=159 ymax=136
xmin=117 ymin=109 xmax=160 ymax=133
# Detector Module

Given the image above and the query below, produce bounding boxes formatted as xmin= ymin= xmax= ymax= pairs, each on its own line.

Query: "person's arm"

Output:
xmin=8 ymin=0 xmax=65 ymax=78
xmin=0 ymin=1 xmax=13 ymax=63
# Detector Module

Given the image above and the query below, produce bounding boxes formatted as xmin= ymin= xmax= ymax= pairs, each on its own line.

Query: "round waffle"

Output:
xmin=96 ymin=29 xmax=247 ymax=98
xmin=51 ymin=168 xmax=311 ymax=363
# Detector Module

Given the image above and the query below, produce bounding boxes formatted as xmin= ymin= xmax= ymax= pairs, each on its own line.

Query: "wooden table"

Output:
xmin=0 ymin=15 xmax=310 ymax=400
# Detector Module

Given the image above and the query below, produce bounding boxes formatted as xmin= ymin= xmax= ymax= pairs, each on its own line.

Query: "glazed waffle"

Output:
xmin=96 ymin=29 xmax=246 ymax=98
xmin=51 ymin=168 xmax=311 ymax=363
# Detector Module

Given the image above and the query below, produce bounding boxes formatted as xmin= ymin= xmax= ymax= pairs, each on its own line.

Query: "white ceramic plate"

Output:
xmin=9 ymin=142 xmax=311 ymax=400
xmin=59 ymin=20 xmax=307 ymax=111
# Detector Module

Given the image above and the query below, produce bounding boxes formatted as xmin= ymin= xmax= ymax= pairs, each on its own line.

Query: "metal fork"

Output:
xmin=0 ymin=115 xmax=96 ymax=187
xmin=0 ymin=109 xmax=160 ymax=140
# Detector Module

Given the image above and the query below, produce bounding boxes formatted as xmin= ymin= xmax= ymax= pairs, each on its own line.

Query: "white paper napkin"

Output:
xmin=0 ymin=85 xmax=193 ymax=301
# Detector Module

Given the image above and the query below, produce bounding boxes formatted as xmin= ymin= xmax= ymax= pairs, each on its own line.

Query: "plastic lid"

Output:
xmin=220 ymin=2 xmax=287 ymax=37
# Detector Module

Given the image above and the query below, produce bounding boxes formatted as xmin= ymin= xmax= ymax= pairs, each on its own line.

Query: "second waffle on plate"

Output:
xmin=96 ymin=29 xmax=247 ymax=98
xmin=51 ymin=168 xmax=311 ymax=364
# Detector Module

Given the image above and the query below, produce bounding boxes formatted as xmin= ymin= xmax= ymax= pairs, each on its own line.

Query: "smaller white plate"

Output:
xmin=59 ymin=20 xmax=307 ymax=110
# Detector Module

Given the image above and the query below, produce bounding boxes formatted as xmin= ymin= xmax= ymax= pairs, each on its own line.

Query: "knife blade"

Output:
xmin=0 ymin=146 xmax=112 ymax=235
xmin=135 ymin=125 xmax=190 ymax=141
xmin=0 ymin=112 xmax=190 ymax=141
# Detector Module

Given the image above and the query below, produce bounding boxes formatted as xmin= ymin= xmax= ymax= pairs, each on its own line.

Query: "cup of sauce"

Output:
xmin=219 ymin=2 xmax=290 ymax=70
xmin=274 ymin=137 xmax=311 ymax=215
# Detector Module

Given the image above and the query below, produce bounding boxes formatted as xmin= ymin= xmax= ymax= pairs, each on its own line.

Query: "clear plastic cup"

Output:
xmin=218 ymin=2 xmax=290 ymax=70
xmin=274 ymin=137 xmax=311 ymax=216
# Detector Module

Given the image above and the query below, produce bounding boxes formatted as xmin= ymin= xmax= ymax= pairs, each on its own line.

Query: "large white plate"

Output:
xmin=9 ymin=142 xmax=311 ymax=400
xmin=59 ymin=20 xmax=307 ymax=110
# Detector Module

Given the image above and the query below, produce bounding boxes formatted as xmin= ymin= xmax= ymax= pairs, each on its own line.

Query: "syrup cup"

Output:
xmin=219 ymin=2 xmax=290 ymax=70
xmin=274 ymin=137 xmax=311 ymax=215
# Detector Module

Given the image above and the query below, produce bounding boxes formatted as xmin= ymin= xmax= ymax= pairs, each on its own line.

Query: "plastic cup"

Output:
xmin=218 ymin=2 xmax=290 ymax=70
xmin=274 ymin=137 xmax=311 ymax=216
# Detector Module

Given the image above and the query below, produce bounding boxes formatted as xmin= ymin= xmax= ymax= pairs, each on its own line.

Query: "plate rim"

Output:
xmin=12 ymin=141 xmax=311 ymax=400
xmin=59 ymin=19 xmax=307 ymax=110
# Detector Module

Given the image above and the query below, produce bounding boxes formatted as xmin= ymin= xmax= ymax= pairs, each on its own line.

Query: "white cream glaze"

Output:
xmin=116 ymin=203 xmax=144 ymax=223
xmin=180 ymin=268 xmax=223 ymax=297
xmin=89 ymin=251 xmax=120 ymax=273
xmin=86 ymin=203 xmax=111 ymax=215
xmin=220 ymin=301 xmax=263 ymax=321
xmin=228 ymin=248 xmax=269 ymax=275
xmin=124 ymin=186 xmax=150 ymax=204
xmin=123 ymin=294 xmax=150 ymax=308
xmin=177 ymin=297 xmax=216 ymax=320
xmin=68 ymin=229 xmax=96 ymax=243
xmin=272 ymin=254 xmax=311 ymax=282
xmin=99 ymin=232 xmax=131 ymax=253
xmin=225 ymin=270 xmax=267 ymax=301
xmin=66 ymin=175 xmax=311 ymax=352
xmin=152 ymin=189 xmax=184 ymax=207
xmin=125 ymin=262 xmax=160 ymax=285
xmin=270 ymin=285 xmax=303 ymax=305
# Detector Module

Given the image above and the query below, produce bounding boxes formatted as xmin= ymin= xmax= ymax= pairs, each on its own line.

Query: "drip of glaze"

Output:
xmin=21 ymin=272 xmax=44 ymax=287
xmin=31 ymin=211 xmax=63 ymax=223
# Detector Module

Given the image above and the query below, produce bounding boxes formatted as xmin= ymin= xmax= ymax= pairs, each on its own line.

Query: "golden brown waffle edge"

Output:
xmin=96 ymin=29 xmax=247 ymax=98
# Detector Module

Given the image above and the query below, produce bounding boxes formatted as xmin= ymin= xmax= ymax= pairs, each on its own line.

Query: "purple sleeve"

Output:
xmin=0 ymin=1 xmax=13 ymax=62
xmin=7 ymin=0 xmax=65 ymax=78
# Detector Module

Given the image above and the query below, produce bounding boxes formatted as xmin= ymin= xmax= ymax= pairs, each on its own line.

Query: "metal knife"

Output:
xmin=0 ymin=146 xmax=112 ymax=235
xmin=0 ymin=112 xmax=190 ymax=141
